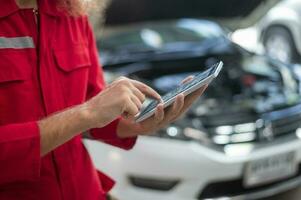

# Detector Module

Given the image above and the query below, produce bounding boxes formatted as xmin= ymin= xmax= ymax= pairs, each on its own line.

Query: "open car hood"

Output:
xmin=104 ymin=0 xmax=281 ymax=30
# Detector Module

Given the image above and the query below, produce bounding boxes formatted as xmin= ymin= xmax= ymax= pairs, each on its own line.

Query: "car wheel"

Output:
xmin=263 ymin=26 xmax=299 ymax=63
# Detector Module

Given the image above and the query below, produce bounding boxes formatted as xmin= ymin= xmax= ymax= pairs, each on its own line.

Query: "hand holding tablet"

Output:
xmin=135 ymin=61 xmax=223 ymax=122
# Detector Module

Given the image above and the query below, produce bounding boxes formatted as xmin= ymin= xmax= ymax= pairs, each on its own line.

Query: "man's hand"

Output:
xmin=117 ymin=76 xmax=208 ymax=138
xmin=84 ymin=77 xmax=161 ymax=129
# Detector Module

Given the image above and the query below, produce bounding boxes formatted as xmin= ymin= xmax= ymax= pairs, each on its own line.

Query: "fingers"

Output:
xmin=181 ymin=75 xmax=195 ymax=84
xmin=115 ymin=77 xmax=151 ymax=118
xmin=123 ymin=98 xmax=140 ymax=118
xmin=164 ymin=94 xmax=185 ymax=122
xmin=197 ymin=84 xmax=208 ymax=95
xmin=131 ymin=80 xmax=161 ymax=101
xmin=181 ymin=84 xmax=208 ymax=112
xmin=154 ymin=103 xmax=164 ymax=123
xmin=137 ymin=103 xmax=164 ymax=131
xmin=187 ymin=84 xmax=208 ymax=103
xmin=130 ymin=85 xmax=146 ymax=103
xmin=130 ymin=95 xmax=142 ymax=110
xmin=116 ymin=77 xmax=160 ymax=101
xmin=124 ymin=92 xmax=145 ymax=118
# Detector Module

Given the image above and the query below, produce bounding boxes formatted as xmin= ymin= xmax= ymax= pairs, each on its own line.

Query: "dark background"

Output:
xmin=105 ymin=0 xmax=264 ymax=25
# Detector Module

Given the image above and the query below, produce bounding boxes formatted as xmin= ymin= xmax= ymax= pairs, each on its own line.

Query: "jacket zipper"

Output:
xmin=31 ymin=8 xmax=64 ymax=200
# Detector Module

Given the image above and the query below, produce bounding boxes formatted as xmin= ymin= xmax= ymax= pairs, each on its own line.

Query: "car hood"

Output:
xmin=104 ymin=49 xmax=300 ymax=121
xmin=104 ymin=0 xmax=281 ymax=30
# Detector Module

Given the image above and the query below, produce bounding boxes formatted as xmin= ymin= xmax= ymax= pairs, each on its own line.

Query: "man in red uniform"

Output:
xmin=0 ymin=0 xmax=207 ymax=199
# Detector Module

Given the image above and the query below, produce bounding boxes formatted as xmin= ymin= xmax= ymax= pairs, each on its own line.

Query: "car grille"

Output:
xmin=270 ymin=113 xmax=301 ymax=137
xmin=205 ymin=104 xmax=301 ymax=145
xmin=259 ymin=104 xmax=301 ymax=141
xmin=198 ymin=164 xmax=301 ymax=199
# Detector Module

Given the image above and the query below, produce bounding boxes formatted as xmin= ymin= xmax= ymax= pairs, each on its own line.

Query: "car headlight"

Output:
xmin=156 ymin=125 xmax=189 ymax=141
xmin=153 ymin=122 xmax=258 ymax=146
xmin=211 ymin=122 xmax=257 ymax=145
xmin=154 ymin=124 xmax=211 ymax=144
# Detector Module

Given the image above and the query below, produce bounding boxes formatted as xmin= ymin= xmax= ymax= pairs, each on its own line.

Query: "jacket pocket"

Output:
xmin=0 ymin=51 xmax=33 ymax=83
xmin=53 ymin=43 xmax=91 ymax=106
xmin=53 ymin=43 xmax=91 ymax=72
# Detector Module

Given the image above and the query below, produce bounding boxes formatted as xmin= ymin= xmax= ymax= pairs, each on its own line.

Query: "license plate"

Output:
xmin=244 ymin=152 xmax=297 ymax=188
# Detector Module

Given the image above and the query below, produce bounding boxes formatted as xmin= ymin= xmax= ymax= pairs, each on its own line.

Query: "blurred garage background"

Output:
xmin=84 ymin=0 xmax=301 ymax=199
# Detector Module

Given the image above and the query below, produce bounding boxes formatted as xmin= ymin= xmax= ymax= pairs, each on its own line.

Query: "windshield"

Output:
xmin=100 ymin=19 xmax=224 ymax=51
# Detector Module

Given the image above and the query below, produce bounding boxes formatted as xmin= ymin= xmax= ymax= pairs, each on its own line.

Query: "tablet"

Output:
xmin=135 ymin=61 xmax=223 ymax=123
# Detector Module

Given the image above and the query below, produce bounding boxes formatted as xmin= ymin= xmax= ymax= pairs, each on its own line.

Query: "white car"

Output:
xmin=84 ymin=1 xmax=301 ymax=199
xmin=259 ymin=0 xmax=301 ymax=63
xmin=85 ymin=131 xmax=301 ymax=200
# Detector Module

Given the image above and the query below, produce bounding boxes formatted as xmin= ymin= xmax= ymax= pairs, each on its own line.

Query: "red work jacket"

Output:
xmin=0 ymin=0 xmax=136 ymax=199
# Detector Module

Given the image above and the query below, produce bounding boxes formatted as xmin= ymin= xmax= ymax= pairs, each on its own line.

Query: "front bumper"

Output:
xmin=211 ymin=174 xmax=301 ymax=200
xmin=85 ymin=133 xmax=301 ymax=200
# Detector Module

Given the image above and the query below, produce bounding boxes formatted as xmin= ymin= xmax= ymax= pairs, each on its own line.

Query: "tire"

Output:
xmin=263 ymin=26 xmax=300 ymax=63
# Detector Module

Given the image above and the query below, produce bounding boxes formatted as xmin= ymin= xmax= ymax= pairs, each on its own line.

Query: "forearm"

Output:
xmin=38 ymin=104 xmax=92 ymax=156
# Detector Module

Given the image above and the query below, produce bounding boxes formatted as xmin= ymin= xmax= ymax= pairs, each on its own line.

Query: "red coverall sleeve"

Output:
xmin=85 ymin=18 xmax=137 ymax=150
xmin=0 ymin=122 xmax=40 ymax=184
